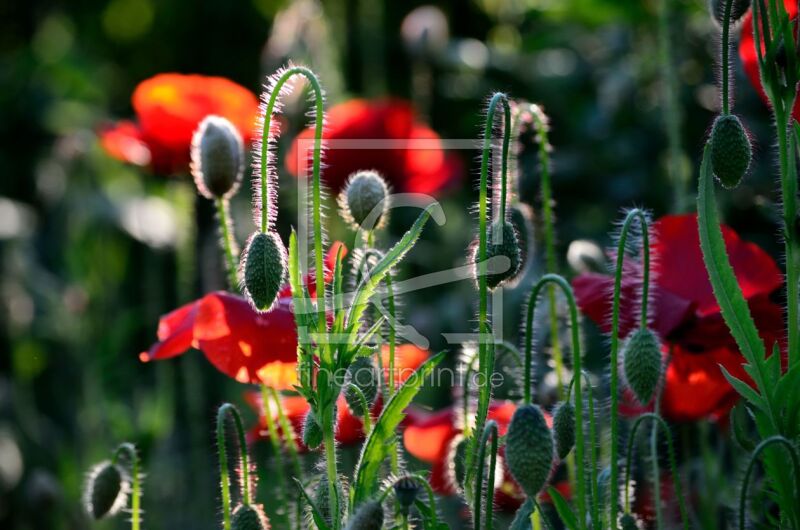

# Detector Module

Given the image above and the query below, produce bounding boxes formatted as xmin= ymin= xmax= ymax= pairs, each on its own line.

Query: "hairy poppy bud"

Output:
xmin=619 ymin=513 xmax=641 ymax=530
xmin=231 ymin=504 xmax=270 ymax=530
xmin=622 ymin=328 xmax=663 ymax=405
xmin=552 ymin=401 xmax=575 ymax=460
xmin=242 ymin=231 xmax=287 ymax=312
xmin=83 ymin=461 xmax=127 ymax=519
xmin=505 ymin=404 xmax=554 ymax=497
xmin=509 ymin=203 xmax=533 ymax=272
xmin=302 ymin=410 xmax=323 ymax=450
xmin=339 ymin=170 xmax=390 ymax=229
xmin=344 ymin=357 xmax=380 ymax=416
xmin=446 ymin=435 xmax=468 ymax=492
xmin=313 ymin=477 xmax=347 ymax=526
xmin=191 ymin=116 xmax=245 ymax=200
xmin=474 ymin=220 xmax=522 ymax=290
xmin=709 ymin=114 xmax=751 ymax=189
xmin=710 ymin=0 xmax=751 ymax=25
xmin=393 ymin=476 xmax=419 ymax=515
xmin=344 ymin=500 xmax=384 ymax=530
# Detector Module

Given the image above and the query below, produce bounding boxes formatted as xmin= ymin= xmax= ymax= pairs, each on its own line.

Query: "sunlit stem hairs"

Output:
xmin=523 ymin=273 xmax=587 ymax=529
xmin=83 ymin=442 xmax=142 ymax=530
xmin=473 ymin=420 xmax=499 ymax=530
xmin=738 ymin=436 xmax=800 ymax=530
xmin=216 ymin=403 xmax=252 ymax=530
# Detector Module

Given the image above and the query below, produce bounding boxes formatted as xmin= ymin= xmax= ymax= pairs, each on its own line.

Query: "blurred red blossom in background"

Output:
xmin=100 ymin=73 xmax=259 ymax=174
xmin=286 ymin=98 xmax=462 ymax=194
xmin=573 ymin=214 xmax=784 ymax=422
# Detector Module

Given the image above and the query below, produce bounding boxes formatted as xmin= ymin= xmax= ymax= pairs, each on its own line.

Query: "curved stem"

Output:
xmin=112 ymin=443 xmax=141 ymax=530
xmin=739 ymin=436 xmax=800 ymax=530
xmin=622 ymin=413 xmax=689 ymax=530
xmin=474 ymin=420 xmax=499 ymax=530
xmin=259 ymin=66 xmax=327 ymax=332
xmin=215 ymin=198 xmax=240 ymax=292
xmin=347 ymin=383 xmax=373 ymax=435
xmin=217 ymin=403 xmax=252 ymax=530
xmin=524 ymin=274 xmax=586 ymax=530
xmin=609 ymin=208 xmax=652 ymax=529
xmin=470 ymin=92 xmax=511 ymax=485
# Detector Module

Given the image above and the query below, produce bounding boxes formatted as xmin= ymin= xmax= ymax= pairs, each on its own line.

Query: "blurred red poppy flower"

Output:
xmin=246 ymin=344 xmax=430 ymax=450
xmin=100 ymin=73 xmax=259 ymax=174
xmin=286 ymin=99 xmax=462 ymax=194
xmin=402 ymin=401 xmax=567 ymax=511
xmin=739 ymin=1 xmax=799 ymax=119
xmin=573 ymin=214 xmax=783 ymax=421
xmin=140 ymin=242 xmax=345 ymax=389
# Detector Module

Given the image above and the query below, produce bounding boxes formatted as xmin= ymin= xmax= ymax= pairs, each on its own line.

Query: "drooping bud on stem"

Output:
xmin=505 ymin=404 xmax=554 ymax=498
xmin=552 ymin=401 xmax=576 ymax=460
xmin=231 ymin=504 xmax=271 ymax=530
xmin=709 ymin=114 xmax=751 ymax=189
xmin=622 ymin=328 xmax=663 ymax=406
xmin=83 ymin=461 xmax=127 ymax=519
xmin=339 ymin=170 xmax=390 ymax=230
xmin=241 ymin=231 xmax=288 ymax=312
xmin=191 ymin=115 xmax=245 ymax=200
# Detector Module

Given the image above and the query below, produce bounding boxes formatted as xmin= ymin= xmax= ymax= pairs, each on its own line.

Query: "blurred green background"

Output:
xmin=0 ymin=0 xmax=786 ymax=528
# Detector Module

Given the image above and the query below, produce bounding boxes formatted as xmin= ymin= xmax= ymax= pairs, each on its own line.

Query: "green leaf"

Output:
xmin=547 ymin=487 xmax=579 ymax=530
xmin=346 ymin=205 xmax=436 ymax=341
xmin=731 ymin=403 xmax=756 ymax=452
xmin=288 ymin=231 xmax=313 ymax=342
xmin=293 ymin=478 xmax=331 ymax=530
xmin=351 ymin=350 xmax=446 ymax=506
xmin=720 ymin=364 xmax=765 ymax=411
xmin=697 ymin=145 xmax=769 ymax=391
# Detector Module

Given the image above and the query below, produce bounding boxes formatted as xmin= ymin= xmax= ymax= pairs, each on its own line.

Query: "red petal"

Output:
xmin=402 ymin=407 xmax=456 ymax=463
xmin=98 ymin=121 xmax=152 ymax=167
xmin=382 ymin=344 xmax=430 ymax=386
xmin=141 ymin=299 xmax=199 ymax=361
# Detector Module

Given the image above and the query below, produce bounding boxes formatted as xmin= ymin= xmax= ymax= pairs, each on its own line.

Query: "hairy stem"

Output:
xmin=474 ymin=421 xmax=499 ymax=530
xmin=739 ymin=436 xmax=800 ymax=530
xmin=216 ymin=404 xmax=252 ymax=530
xmin=215 ymin=198 xmax=240 ymax=292
xmin=113 ymin=443 xmax=141 ymax=530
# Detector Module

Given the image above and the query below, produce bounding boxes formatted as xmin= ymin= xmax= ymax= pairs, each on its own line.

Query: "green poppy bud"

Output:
xmin=344 ymin=357 xmax=380 ymax=416
xmin=393 ymin=476 xmax=419 ymax=515
xmin=474 ymin=220 xmax=522 ymax=290
xmin=622 ymin=328 xmax=663 ymax=405
xmin=339 ymin=170 xmax=390 ymax=229
xmin=344 ymin=500 xmax=384 ymax=530
xmin=231 ymin=504 xmax=270 ymax=530
xmin=83 ymin=461 xmax=127 ymax=519
xmin=619 ymin=513 xmax=641 ymax=530
xmin=313 ymin=477 xmax=347 ymax=527
xmin=552 ymin=401 xmax=576 ymax=460
xmin=445 ymin=434 xmax=468 ymax=493
xmin=302 ymin=410 xmax=323 ymax=450
xmin=191 ymin=116 xmax=245 ymax=200
xmin=710 ymin=0 xmax=751 ymax=26
xmin=505 ymin=404 xmax=554 ymax=497
xmin=710 ymin=114 xmax=751 ymax=189
xmin=242 ymin=231 xmax=287 ymax=312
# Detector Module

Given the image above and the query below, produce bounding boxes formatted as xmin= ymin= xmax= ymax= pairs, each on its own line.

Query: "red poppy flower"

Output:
xmin=140 ymin=242 xmax=345 ymax=389
xmin=286 ymin=99 xmax=462 ymax=194
xmin=402 ymin=401 xmax=567 ymax=511
xmin=245 ymin=344 xmax=430 ymax=450
xmin=572 ymin=214 xmax=784 ymax=421
xmin=100 ymin=73 xmax=259 ymax=174
xmin=739 ymin=0 xmax=799 ymax=119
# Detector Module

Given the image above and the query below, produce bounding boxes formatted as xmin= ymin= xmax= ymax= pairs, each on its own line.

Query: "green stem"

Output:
xmin=739 ymin=436 xmax=800 ymax=530
xmin=523 ymin=274 xmax=586 ymax=530
xmin=609 ymin=208 xmax=652 ymax=529
xmin=259 ymin=385 xmax=289 ymax=512
xmin=781 ymin=116 xmax=800 ymax=367
xmin=259 ymin=66 xmax=327 ymax=333
xmin=112 ymin=443 xmax=141 ymax=530
xmin=529 ymin=106 xmax=566 ymax=398
xmin=720 ymin=0 xmax=734 ymax=115
xmin=322 ymin=411 xmax=340 ymax=530
xmin=386 ymin=272 xmax=397 ymax=396
xmin=469 ymin=92 xmax=511 ymax=484
xmin=474 ymin=421 xmax=499 ymax=530
xmin=268 ymin=386 xmax=304 ymax=480
xmin=215 ymin=198 xmax=240 ymax=292
xmin=568 ymin=371 xmax=599 ymax=529
xmin=622 ymin=413 xmax=689 ymax=530
xmin=216 ymin=403 xmax=252 ymax=530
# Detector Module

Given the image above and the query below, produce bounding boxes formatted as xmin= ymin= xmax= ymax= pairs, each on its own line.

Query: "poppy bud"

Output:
xmin=509 ymin=203 xmax=534 ymax=271
xmin=505 ymin=404 xmax=554 ymax=497
xmin=344 ymin=500 xmax=384 ymax=530
xmin=709 ymin=114 xmax=751 ymax=189
xmin=339 ymin=170 xmax=390 ymax=229
xmin=710 ymin=0 xmax=751 ymax=26
xmin=302 ymin=410 xmax=323 ymax=450
xmin=393 ymin=476 xmax=419 ymax=515
xmin=474 ymin=220 xmax=522 ymax=290
xmin=552 ymin=401 xmax=575 ymax=460
xmin=83 ymin=461 xmax=127 ymax=519
xmin=446 ymin=435 xmax=468 ymax=492
xmin=242 ymin=231 xmax=288 ymax=312
xmin=622 ymin=328 xmax=663 ymax=405
xmin=231 ymin=503 xmax=271 ymax=530
xmin=191 ymin=116 xmax=245 ymax=200
xmin=313 ymin=477 xmax=347 ymax=526
xmin=619 ymin=513 xmax=641 ymax=530
xmin=344 ymin=357 xmax=380 ymax=416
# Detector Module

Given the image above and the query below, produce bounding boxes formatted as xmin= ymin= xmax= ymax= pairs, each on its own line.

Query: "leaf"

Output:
xmin=288 ymin=231 xmax=313 ymax=342
xmin=697 ymin=146 xmax=769 ymax=392
xmin=345 ymin=205 xmax=436 ymax=341
xmin=731 ymin=403 xmax=756 ymax=452
xmin=351 ymin=350 xmax=446 ymax=506
xmin=293 ymin=478 xmax=330 ymax=530
xmin=547 ymin=487 xmax=579 ymax=530
xmin=720 ymin=364 xmax=765 ymax=411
